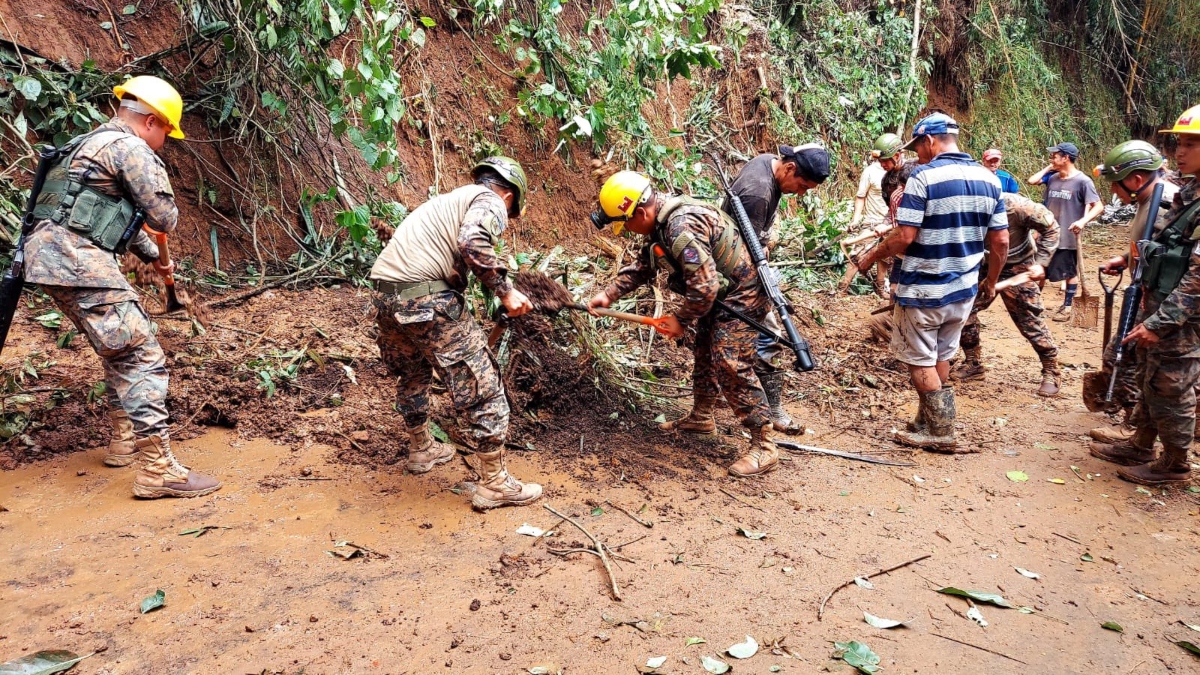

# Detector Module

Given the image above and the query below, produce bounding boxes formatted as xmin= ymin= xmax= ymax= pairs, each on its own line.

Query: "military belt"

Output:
xmin=374 ymin=279 xmax=452 ymax=300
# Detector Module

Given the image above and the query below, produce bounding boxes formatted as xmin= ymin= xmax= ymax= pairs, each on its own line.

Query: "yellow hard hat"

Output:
xmin=596 ymin=170 xmax=651 ymax=234
xmin=1161 ymin=104 xmax=1200 ymax=136
xmin=113 ymin=75 xmax=185 ymax=139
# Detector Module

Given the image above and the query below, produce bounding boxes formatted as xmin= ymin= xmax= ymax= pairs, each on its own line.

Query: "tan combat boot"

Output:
xmin=1117 ymin=444 xmax=1192 ymax=485
xmin=951 ymin=346 xmax=984 ymax=382
xmin=1089 ymin=427 xmax=1157 ymax=466
xmin=102 ymin=409 xmax=140 ymax=467
xmin=406 ymin=423 xmax=455 ymax=474
xmin=1037 ymin=356 xmax=1061 ymax=397
xmin=728 ymin=425 xmax=781 ymax=477
xmin=893 ymin=387 xmax=961 ymax=452
xmin=470 ymin=446 xmax=542 ymax=511
xmin=659 ymin=396 xmax=717 ymax=435
xmin=132 ymin=436 xmax=223 ymax=499
xmin=760 ymin=371 xmax=804 ymax=434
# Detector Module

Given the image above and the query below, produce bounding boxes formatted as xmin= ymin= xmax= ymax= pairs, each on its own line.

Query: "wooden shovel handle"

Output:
xmin=590 ymin=307 xmax=674 ymax=336
xmin=144 ymin=226 xmax=175 ymax=287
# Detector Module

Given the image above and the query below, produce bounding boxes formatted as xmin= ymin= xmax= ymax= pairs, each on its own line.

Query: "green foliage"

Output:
xmin=0 ymin=46 xmax=112 ymax=147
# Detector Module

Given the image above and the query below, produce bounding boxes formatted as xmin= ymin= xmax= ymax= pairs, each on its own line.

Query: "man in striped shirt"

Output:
xmin=855 ymin=113 xmax=1009 ymax=451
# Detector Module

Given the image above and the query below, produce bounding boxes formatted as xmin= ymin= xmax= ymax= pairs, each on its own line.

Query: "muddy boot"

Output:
xmin=659 ymin=397 xmax=717 ymax=435
xmin=1117 ymin=444 xmax=1192 ymax=485
xmin=892 ymin=387 xmax=959 ymax=452
xmin=132 ymin=436 xmax=223 ymax=499
xmin=905 ymin=397 xmax=927 ymax=433
xmin=1089 ymin=422 xmax=1136 ymax=444
xmin=1037 ymin=356 xmax=1061 ymax=397
xmin=470 ymin=446 xmax=542 ymax=511
xmin=102 ymin=409 xmax=140 ymax=467
xmin=406 ymin=424 xmax=455 ymax=474
xmin=1052 ymin=305 xmax=1073 ymax=322
xmin=761 ymin=371 xmax=803 ymax=434
xmin=951 ymin=346 xmax=984 ymax=382
xmin=728 ymin=425 xmax=781 ymax=477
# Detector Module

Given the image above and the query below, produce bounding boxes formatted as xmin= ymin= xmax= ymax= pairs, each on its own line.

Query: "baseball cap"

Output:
xmin=1047 ymin=142 xmax=1080 ymax=160
xmin=778 ymin=143 xmax=831 ymax=183
xmin=982 ymin=148 xmax=1003 ymax=161
xmin=900 ymin=113 xmax=960 ymax=150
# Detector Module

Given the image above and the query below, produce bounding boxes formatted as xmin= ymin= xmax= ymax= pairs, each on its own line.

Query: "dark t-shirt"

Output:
xmin=723 ymin=154 xmax=781 ymax=240
xmin=1044 ymin=171 xmax=1100 ymax=250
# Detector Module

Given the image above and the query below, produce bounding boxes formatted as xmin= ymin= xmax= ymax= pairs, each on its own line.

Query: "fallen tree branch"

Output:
xmin=604 ymin=500 xmax=654 ymax=528
xmin=205 ymin=258 xmax=332 ymax=309
xmin=543 ymin=503 xmax=621 ymax=601
xmin=776 ymin=440 xmax=917 ymax=467
xmin=931 ymin=632 xmax=1028 ymax=665
xmin=817 ymin=553 xmax=931 ymax=620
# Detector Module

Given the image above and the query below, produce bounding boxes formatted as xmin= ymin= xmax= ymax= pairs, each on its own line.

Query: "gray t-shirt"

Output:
xmin=1044 ymin=171 xmax=1100 ymax=250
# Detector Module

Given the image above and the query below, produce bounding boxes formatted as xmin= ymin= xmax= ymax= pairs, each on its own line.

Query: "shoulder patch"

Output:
xmin=681 ymin=246 xmax=701 ymax=264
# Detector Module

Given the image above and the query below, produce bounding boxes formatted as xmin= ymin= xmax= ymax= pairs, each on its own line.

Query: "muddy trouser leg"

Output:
xmin=1000 ymin=279 xmax=1058 ymax=368
xmin=375 ymin=302 xmax=434 ymax=432
xmin=710 ymin=315 xmax=771 ymax=430
xmin=693 ymin=316 xmax=722 ymax=407
xmin=959 ymin=312 xmax=981 ymax=351
xmin=45 ymin=287 xmax=170 ymax=440
xmin=1139 ymin=351 xmax=1200 ymax=452
xmin=752 ymin=312 xmax=784 ymax=376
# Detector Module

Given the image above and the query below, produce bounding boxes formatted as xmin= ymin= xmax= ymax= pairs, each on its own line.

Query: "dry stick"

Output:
xmin=604 ymin=501 xmax=654 ymax=528
xmin=1052 ymin=531 xmax=1083 ymax=545
xmin=543 ymin=503 xmax=621 ymax=601
xmin=205 ymin=258 xmax=332 ymax=309
xmin=931 ymin=632 xmax=1029 ymax=666
xmin=719 ymin=487 xmax=766 ymax=513
xmin=817 ymin=554 xmax=931 ymax=621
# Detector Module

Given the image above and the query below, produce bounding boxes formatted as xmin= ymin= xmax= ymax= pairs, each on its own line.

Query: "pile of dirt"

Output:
xmin=513 ymin=271 xmax=578 ymax=313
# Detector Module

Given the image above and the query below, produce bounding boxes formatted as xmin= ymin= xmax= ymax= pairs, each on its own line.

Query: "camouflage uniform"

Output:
xmin=371 ymin=189 xmax=513 ymax=449
xmin=960 ymin=193 xmax=1060 ymax=371
xmin=1126 ymin=177 xmax=1200 ymax=450
xmin=23 ymin=118 xmax=174 ymax=440
xmin=603 ymin=197 xmax=771 ymax=429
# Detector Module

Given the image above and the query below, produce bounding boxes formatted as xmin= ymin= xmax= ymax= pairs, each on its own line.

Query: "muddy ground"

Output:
xmin=2 ymin=232 xmax=1200 ymax=674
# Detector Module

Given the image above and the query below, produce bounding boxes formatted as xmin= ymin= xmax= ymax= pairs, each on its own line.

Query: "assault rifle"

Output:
xmin=1105 ymin=180 xmax=1166 ymax=402
xmin=709 ymin=153 xmax=815 ymax=371
xmin=0 ymin=146 xmax=60 ymax=355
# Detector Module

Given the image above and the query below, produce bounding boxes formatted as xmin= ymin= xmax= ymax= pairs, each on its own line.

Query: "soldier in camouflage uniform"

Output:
xmin=954 ymin=192 xmax=1062 ymax=396
xmin=369 ymin=157 xmax=542 ymax=511
xmin=23 ymin=76 xmax=220 ymax=498
xmin=1089 ymin=109 xmax=1200 ymax=485
xmin=587 ymin=171 xmax=780 ymax=477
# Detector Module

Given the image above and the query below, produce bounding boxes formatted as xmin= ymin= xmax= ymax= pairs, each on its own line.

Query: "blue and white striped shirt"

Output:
xmin=894 ymin=152 xmax=1007 ymax=308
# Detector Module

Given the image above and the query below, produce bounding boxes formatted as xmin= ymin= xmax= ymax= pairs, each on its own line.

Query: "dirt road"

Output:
xmin=3 ymin=259 xmax=1200 ymax=673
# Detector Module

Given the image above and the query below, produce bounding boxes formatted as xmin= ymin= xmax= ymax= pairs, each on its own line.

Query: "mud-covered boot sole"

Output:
xmin=133 ymin=483 xmax=223 ymax=499
xmin=727 ymin=460 xmax=780 ymax=478
xmin=471 ymin=484 xmax=543 ymax=511
xmin=1115 ymin=468 xmax=1191 ymax=486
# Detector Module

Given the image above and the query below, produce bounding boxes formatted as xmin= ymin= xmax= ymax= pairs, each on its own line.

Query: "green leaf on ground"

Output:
xmin=139 ymin=589 xmax=165 ymax=614
xmin=429 ymin=421 xmax=449 ymax=443
xmin=700 ymin=655 xmax=730 ymax=673
xmin=1101 ymin=621 xmax=1123 ymax=633
xmin=0 ymin=649 xmax=94 ymax=674
xmin=937 ymin=587 xmax=1014 ymax=608
xmin=863 ymin=611 xmax=906 ymax=628
xmin=1178 ymin=641 xmax=1200 ymax=657
xmin=1006 ymin=470 xmax=1029 ymax=483
xmin=1081 ymin=553 xmax=1094 ymax=562
xmin=591 ymin=507 xmax=604 ymax=517
xmin=727 ymin=635 xmax=758 ymax=659
xmin=1047 ymin=478 xmax=1066 ymax=484
xmin=685 ymin=637 xmax=706 ymax=647
xmin=1135 ymin=487 xmax=1153 ymax=495
xmin=834 ymin=640 xmax=881 ymax=674
xmin=179 ymin=525 xmax=228 ymax=538
xmin=1034 ymin=442 xmax=1056 ymax=450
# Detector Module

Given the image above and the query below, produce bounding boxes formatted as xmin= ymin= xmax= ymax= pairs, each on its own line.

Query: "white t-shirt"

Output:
xmin=857 ymin=161 xmax=888 ymax=225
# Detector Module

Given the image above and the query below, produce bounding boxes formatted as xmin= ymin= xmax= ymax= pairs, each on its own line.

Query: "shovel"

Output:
xmin=487 ymin=303 xmax=680 ymax=350
xmin=151 ymin=230 xmax=186 ymax=314
xmin=1070 ymin=241 xmax=1099 ymax=329
xmin=1097 ymin=267 xmax=1123 ymax=348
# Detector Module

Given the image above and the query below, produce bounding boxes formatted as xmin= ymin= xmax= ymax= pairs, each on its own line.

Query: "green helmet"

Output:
xmin=1096 ymin=140 xmax=1165 ymax=183
xmin=472 ymin=156 xmax=528 ymax=217
xmin=871 ymin=133 xmax=904 ymax=159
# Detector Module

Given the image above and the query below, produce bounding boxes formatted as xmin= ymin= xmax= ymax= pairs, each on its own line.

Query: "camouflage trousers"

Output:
xmin=1128 ymin=348 xmax=1200 ymax=450
xmin=1082 ymin=336 xmax=1142 ymax=414
xmin=694 ymin=310 xmax=771 ymax=429
xmin=960 ymin=263 xmax=1058 ymax=367
xmin=373 ymin=290 xmax=508 ymax=448
xmin=44 ymin=286 xmax=170 ymax=439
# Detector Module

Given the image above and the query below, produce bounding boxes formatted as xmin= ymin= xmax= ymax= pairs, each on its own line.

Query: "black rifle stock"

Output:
xmin=708 ymin=153 xmax=815 ymax=371
xmin=1105 ymin=180 xmax=1166 ymax=402
xmin=0 ymin=145 xmax=60 ymax=355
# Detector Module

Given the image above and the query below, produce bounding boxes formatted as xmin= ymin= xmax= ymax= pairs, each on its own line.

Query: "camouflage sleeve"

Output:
xmin=1143 ymin=244 xmax=1200 ymax=335
xmin=1032 ymin=205 xmax=1059 ymax=267
xmin=115 ymin=138 xmax=178 ymax=234
xmin=458 ymin=191 xmax=513 ymax=296
xmin=667 ymin=214 xmax=719 ymax=322
xmin=603 ymin=245 xmax=656 ymax=301
xmin=128 ymin=228 xmax=160 ymax=264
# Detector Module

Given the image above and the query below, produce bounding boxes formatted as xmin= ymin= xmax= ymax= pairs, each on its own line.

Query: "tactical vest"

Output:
xmin=650 ymin=196 xmax=744 ymax=279
xmin=30 ymin=129 xmax=137 ymax=252
xmin=1142 ymin=198 xmax=1200 ymax=302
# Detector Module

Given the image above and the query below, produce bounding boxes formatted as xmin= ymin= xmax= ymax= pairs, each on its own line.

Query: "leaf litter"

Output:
xmin=0 ymin=649 xmax=95 ymax=674
xmin=863 ymin=611 xmax=907 ymax=629
xmin=834 ymin=640 xmax=881 ymax=674
xmin=937 ymin=587 xmax=1015 ymax=608
xmin=727 ymin=635 xmax=758 ymax=659
xmin=139 ymin=589 xmax=165 ymax=614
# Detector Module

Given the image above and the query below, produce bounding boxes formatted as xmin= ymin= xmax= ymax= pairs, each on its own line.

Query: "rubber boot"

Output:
xmin=951 ymin=346 xmax=984 ymax=382
xmin=728 ymin=425 xmax=780 ymax=477
xmin=1089 ymin=427 xmax=1157 ymax=466
xmin=760 ymin=371 xmax=803 ymax=434
xmin=470 ymin=446 xmax=542 ymax=511
xmin=102 ymin=409 xmax=140 ymax=467
xmin=905 ymin=398 xmax=926 ymax=433
xmin=892 ymin=387 xmax=959 ymax=452
xmin=1037 ymin=356 xmax=1061 ymax=397
xmin=659 ymin=396 xmax=717 ymax=435
xmin=1118 ymin=443 xmax=1192 ymax=485
xmin=132 ymin=435 xmax=223 ymax=499
xmin=406 ymin=423 xmax=455 ymax=474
